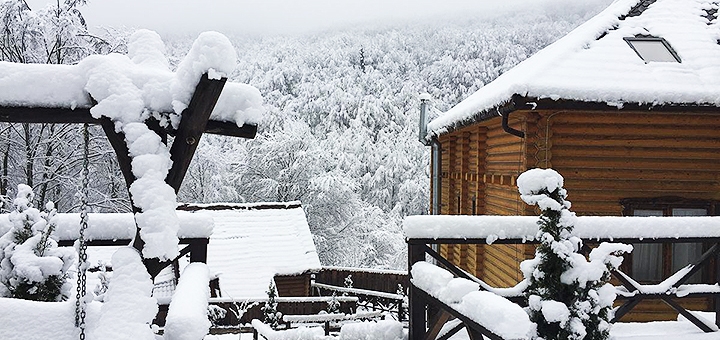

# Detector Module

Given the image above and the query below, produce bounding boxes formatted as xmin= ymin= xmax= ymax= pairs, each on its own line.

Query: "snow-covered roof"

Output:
xmin=428 ymin=0 xmax=720 ymax=136
xmin=178 ymin=201 xmax=321 ymax=298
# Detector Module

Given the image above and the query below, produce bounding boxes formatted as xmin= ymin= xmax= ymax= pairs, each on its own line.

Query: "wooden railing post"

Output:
xmin=408 ymin=241 xmax=427 ymax=339
xmin=716 ymin=242 xmax=720 ymax=328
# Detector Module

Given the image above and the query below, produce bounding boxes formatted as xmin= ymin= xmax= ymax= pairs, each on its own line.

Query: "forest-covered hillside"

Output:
xmin=0 ymin=0 xmax=611 ymax=269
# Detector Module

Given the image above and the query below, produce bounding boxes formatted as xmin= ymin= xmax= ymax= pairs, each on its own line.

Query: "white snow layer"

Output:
xmin=164 ymin=263 xmax=212 ymax=340
xmin=0 ymin=30 xmax=263 ymax=127
xmin=182 ymin=202 xmax=321 ymax=298
xmin=411 ymin=261 xmax=532 ymax=339
xmin=90 ymin=247 xmax=157 ymax=340
xmin=0 ymin=298 xmax=102 ymax=340
xmin=428 ymin=0 xmax=720 ymax=136
xmin=403 ymin=215 xmax=720 ymax=241
xmin=0 ymin=211 xmax=213 ymax=241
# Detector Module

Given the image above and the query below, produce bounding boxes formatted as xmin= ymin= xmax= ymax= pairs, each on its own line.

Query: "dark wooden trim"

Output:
xmin=0 ymin=107 xmax=96 ymax=123
xmin=57 ymin=237 xmax=208 ymax=247
xmin=204 ymin=120 xmax=257 ymax=139
xmin=99 ymin=117 xmax=134 ymax=191
xmin=409 ymin=242 xmax=427 ymax=340
xmin=661 ymin=296 xmax=715 ymax=332
xmin=425 ymin=310 xmax=452 ymax=340
xmin=166 ymin=74 xmax=227 ymax=193
xmin=0 ymin=106 xmax=257 ymax=139
xmin=437 ymin=322 xmax=465 ymax=340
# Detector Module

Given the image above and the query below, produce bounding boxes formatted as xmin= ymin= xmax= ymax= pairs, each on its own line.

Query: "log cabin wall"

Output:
xmin=533 ymin=109 xmax=720 ymax=320
xmin=435 ymin=115 xmax=532 ymax=286
xmin=536 ymin=110 xmax=720 ymax=214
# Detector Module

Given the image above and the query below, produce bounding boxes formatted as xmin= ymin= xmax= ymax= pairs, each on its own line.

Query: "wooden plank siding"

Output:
xmin=434 ymin=116 xmax=533 ymax=286
xmin=543 ymin=111 xmax=720 ymax=215
xmin=432 ymin=108 xmax=720 ymax=319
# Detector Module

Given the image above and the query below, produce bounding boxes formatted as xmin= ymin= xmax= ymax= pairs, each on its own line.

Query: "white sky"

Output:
xmin=22 ymin=0 xmax=583 ymax=36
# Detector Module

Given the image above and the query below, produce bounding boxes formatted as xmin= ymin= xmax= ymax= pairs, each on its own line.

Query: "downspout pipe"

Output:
xmin=419 ymin=94 xmax=441 ymax=215
xmin=500 ymin=97 xmax=525 ymax=138
xmin=431 ymin=138 xmax=441 ymax=215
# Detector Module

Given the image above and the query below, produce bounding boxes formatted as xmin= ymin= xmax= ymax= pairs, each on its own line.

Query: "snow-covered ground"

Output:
xmin=202 ymin=316 xmax=720 ymax=340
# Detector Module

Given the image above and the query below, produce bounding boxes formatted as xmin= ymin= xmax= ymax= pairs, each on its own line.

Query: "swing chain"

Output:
xmin=74 ymin=123 xmax=90 ymax=340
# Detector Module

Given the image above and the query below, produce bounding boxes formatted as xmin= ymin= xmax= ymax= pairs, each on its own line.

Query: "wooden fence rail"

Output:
xmin=407 ymin=236 xmax=720 ymax=339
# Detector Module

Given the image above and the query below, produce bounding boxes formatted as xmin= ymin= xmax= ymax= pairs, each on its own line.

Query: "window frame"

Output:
xmin=619 ymin=197 xmax=718 ymax=283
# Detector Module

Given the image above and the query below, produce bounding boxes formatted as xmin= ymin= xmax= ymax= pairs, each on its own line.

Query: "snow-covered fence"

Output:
xmin=312 ymin=266 xmax=408 ymax=321
xmin=205 ymin=296 xmax=359 ymax=331
xmin=405 ymin=215 xmax=720 ymax=338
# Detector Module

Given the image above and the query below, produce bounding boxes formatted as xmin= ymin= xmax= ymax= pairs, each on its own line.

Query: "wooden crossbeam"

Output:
xmin=0 ymin=107 xmax=257 ymax=138
xmin=166 ymin=74 xmax=226 ymax=193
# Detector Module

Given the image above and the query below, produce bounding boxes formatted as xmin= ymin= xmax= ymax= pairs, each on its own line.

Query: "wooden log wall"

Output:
xmin=538 ymin=111 xmax=720 ymax=215
xmin=535 ymin=110 xmax=720 ymax=317
xmin=435 ymin=116 xmax=531 ymax=286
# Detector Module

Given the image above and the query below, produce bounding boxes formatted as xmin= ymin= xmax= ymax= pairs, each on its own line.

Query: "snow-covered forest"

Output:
xmin=0 ymin=0 xmax=611 ymax=269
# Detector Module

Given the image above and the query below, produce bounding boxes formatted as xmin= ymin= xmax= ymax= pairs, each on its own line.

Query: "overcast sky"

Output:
xmin=23 ymin=0 xmax=578 ymax=36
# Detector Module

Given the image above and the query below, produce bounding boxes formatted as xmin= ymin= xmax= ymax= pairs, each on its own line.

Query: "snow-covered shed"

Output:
xmin=424 ymin=0 xmax=720 ymax=321
xmin=177 ymin=201 xmax=321 ymax=298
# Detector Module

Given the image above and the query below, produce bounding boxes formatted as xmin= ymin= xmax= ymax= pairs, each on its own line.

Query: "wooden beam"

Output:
xmin=0 ymin=107 xmax=96 ymax=123
xmin=166 ymin=74 xmax=227 ymax=193
xmin=0 ymin=106 xmax=257 ymax=138
xmin=99 ymin=118 xmax=134 ymax=190
xmin=204 ymin=120 xmax=257 ymax=139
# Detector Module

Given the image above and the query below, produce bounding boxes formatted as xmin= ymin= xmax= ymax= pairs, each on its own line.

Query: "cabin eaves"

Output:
xmin=428 ymin=0 xmax=720 ymax=138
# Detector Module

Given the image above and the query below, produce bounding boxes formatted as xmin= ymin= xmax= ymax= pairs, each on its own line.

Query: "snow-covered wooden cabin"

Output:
xmin=177 ymin=201 xmax=321 ymax=298
xmin=423 ymin=0 xmax=720 ymax=321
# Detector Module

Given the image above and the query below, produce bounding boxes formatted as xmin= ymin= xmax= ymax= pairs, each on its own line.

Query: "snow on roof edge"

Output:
xmin=427 ymin=0 xmax=657 ymax=137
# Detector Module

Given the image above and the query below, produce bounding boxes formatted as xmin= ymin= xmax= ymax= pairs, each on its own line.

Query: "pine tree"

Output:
xmin=518 ymin=169 xmax=630 ymax=340
xmin=261 ymin=280 xmax=282 ymax=329
xmin=0 ymin=184 xmax=75 ymax=301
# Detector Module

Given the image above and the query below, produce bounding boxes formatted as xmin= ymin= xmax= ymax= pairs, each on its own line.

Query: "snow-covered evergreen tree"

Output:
xmin=518 ymin=169 xmax=631 ymax=340
xmin=0 ymin=184 xmax=75 ymax=301
xmin=262 ymin=280 xmax=282 ymax=330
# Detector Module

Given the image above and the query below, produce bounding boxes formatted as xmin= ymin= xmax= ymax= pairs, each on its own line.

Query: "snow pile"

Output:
xmin=339 ymin=319 xmax=405 ymax=340
xmin=0 ymin=298 xmax=101 ymax=340
xmin=429 ymin=0 xmax=720 ymax=136
xmin=411 ymin=261 xmax=531 ymax=339
xmin=164 ymin=263 xmax=212 ymax=340
xmin=250 ymin=319 xmax=325 ymax=340
xmin=91 ymin=247 xmax=157 ymax=340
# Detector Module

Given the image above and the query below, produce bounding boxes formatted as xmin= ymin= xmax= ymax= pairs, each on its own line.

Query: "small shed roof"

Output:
xmin=178 ymin=201 xmax=321 ymax=298
xmin=429 ymin=0 xmax=720 ymax=137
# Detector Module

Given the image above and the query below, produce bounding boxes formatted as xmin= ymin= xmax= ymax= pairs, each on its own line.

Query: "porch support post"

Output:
xmin=716 ymin=242 xmax=720 ymax=328
xmin=409 ymin=240 xmax=427 ymax=340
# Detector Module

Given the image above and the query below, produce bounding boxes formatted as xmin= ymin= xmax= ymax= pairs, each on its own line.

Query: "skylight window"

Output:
xmin=624 ymin=36 xmax=681 ymax=63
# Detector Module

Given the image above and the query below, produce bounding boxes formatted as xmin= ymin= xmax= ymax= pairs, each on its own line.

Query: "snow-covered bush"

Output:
xmin=517 ymin=169 xmax=631 ymax=340
xmin=262 ymin=280 xmax=282 ymax=330
xmin=0 ymin=184 xmax=75 ymax=301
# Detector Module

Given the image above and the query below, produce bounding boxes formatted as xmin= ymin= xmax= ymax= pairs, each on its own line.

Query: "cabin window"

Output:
xmin=621 ymin=198 xmax=715 ymax=283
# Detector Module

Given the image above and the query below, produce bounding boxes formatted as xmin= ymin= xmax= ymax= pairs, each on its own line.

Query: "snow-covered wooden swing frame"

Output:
xmin=0 ymin=72 xmax=257 ymax=278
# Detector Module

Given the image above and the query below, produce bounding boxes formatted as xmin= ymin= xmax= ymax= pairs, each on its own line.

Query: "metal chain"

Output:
xmin=74 ymin=123 xmax=90 ymax=340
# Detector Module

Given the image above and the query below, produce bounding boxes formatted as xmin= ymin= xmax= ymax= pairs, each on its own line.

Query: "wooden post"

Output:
xmin=716 ymin=242 xmax=720 ymax=328
xmin=189 ymin=238 xmax=209 ymax=263
xmin=408 ymin=240 xmax=427 ymax=340
xmin=166 ymin=74 xmax=227 ymax=193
